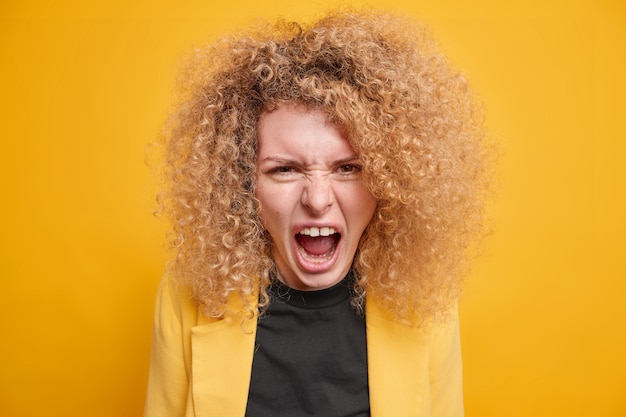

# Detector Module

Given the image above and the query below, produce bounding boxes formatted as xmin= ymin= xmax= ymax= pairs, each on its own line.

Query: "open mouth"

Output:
xmin=295 ymin=227 xmax=340 ymax=262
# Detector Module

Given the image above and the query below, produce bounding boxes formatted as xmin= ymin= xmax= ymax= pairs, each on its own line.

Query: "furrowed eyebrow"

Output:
xmin=260 ymin=157 xmax=300 ymax=165
xmin=259 ymin=155 xmax=361 ymax=165
xmin=334 ymin=155 xmax=361 ymax=165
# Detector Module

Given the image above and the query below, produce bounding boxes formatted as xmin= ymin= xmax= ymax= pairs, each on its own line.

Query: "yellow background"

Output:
xmin=1 ymin=0 xmax=624 ymax=416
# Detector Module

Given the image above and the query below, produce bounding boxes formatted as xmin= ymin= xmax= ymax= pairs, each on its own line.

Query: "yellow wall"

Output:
xmin=1 ymin=1 xmax=624 ymax=416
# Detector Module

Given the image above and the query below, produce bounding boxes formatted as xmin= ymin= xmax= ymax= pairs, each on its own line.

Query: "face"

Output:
xmin=256 ymin=103 xmax=376 ymax=291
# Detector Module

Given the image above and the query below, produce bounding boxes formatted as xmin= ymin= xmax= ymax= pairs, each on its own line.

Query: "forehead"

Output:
xmin=257 ymin=103 xmax=356 ymax=161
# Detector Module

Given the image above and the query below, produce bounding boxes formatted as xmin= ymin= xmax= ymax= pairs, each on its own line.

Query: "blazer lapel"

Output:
xmin=190 ymin=295 xmax=258 ymax=417
xmin=185 ymin=292 xmax=433 ymax=416
xmin=366 ymin=297 xmax=432 ymax=417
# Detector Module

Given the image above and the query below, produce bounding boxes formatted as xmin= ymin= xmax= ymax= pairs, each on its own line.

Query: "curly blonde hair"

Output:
xmin=160 ymin=9 xmax=491 ymax=324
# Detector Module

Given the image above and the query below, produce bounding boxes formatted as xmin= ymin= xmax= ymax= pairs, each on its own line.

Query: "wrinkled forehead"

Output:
xmin=256 ymin=100 xmax=349 ymax=140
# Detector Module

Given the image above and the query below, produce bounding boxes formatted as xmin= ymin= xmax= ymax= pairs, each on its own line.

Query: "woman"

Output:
xmin=145 ymin=10 xmax=490 ymax=417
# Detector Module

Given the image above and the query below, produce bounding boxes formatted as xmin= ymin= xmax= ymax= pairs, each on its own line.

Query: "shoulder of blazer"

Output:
xmin=145 ymin=275 xmax=259 ymax=417
xmin=163 ymin=274 xmax=258 ymax=328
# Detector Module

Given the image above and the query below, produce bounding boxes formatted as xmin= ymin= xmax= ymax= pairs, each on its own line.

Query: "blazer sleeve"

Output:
xmin=144 ymin=276 xmax=190 ymax=417
xmin=429 ymin=306 xmax=464 ymax=417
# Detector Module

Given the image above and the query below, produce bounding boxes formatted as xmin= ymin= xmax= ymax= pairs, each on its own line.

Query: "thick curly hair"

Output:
xmin=159 ymin=9 xmax=491 ymax=324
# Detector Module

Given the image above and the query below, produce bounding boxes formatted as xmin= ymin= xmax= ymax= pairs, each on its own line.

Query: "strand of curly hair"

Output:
xmin=158 ymin=9 xmax=492 ymax=325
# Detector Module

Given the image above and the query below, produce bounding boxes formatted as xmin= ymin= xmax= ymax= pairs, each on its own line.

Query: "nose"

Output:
xmin=301 ymin=174 xmax=334 ymax=215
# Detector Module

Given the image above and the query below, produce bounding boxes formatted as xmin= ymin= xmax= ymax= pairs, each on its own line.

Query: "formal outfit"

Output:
xmin=144 ymin=274 xmax=464 ymax=417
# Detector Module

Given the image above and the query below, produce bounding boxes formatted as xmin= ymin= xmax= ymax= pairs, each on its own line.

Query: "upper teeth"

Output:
xmin=299 ymin=227 xmax=337 ymax=237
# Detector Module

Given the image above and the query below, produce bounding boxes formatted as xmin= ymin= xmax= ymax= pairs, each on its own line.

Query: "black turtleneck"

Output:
xmin=245 ymin=272 xmax=370 ymax=417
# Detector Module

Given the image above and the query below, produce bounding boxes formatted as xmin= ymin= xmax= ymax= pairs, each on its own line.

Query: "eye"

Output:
xmin=269 ymin=166 xmax=297 ymax=174
xmin=336 ymin=164 xmax=362 ymax=174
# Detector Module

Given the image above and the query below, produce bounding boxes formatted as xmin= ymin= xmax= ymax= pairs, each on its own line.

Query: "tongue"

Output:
xmin=296 ymin=235 xmax=336 ymax=256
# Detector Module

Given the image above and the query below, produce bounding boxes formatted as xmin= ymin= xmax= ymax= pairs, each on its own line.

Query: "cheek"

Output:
xmin=353 ymin=183 xmax=376 ymax=207
xmin=256 ymin=197 xmax=272 ymax=224
xmin=255 ymin=178 xmax=272 ymax=208
xmin=255 ymin=183 xmax=283 ymax=231
xmin=337 ymin=184 xmax=376 ymax=230
xmin=354 ymin=187 xmax=377 ymax=228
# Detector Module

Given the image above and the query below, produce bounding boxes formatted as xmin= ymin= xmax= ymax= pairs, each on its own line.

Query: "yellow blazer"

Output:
xmin=144 ymin=276 xmax=464 ymax=417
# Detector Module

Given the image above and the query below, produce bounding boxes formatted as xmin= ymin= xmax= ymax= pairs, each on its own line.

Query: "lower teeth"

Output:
xmin=299 ymin=246 xmax=333 ymax=263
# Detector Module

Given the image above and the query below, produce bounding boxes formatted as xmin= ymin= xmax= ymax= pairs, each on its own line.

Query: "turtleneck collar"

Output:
xmin=269 ymin=270 xmax=355 ymax=309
